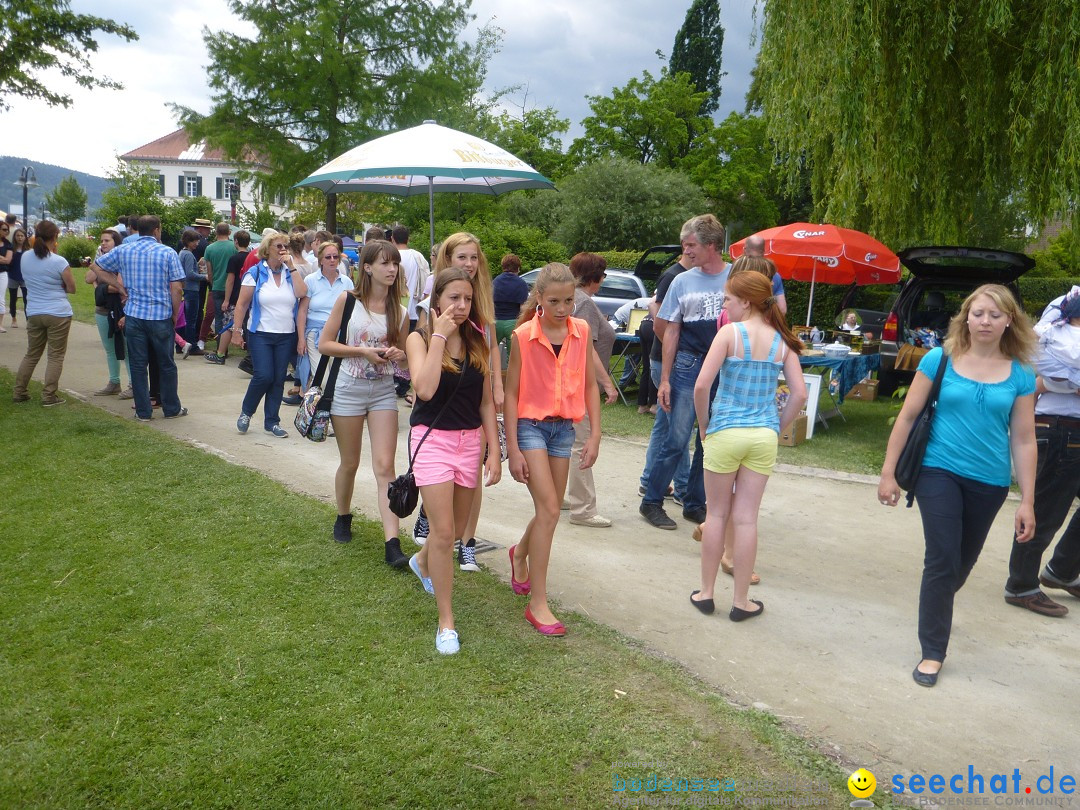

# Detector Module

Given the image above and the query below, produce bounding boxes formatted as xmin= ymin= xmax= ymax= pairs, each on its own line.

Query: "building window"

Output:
xmin=158 ymin=174 xmax=165 ymax=195
xmin=186 ymin=175 xmax=200 ymax=197
xmin=217 ymin=177 xmax=239 ymax=200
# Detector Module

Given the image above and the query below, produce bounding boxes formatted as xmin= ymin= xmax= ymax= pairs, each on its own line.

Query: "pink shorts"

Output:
xmin=410 ymin=425 xmax=482 ymax=488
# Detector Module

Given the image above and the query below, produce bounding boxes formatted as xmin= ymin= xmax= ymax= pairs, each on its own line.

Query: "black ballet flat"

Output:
xmin=690 ymin=590 xmax=715 ymax=615
xmin=729 ymin=600 xmax=764 ymax=622
xmin=912 ymin=665 xmax=939 ymax=687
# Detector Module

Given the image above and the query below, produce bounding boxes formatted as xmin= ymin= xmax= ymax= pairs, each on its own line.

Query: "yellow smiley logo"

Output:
xmin=848 ymin=768 xmax=876 ymax=799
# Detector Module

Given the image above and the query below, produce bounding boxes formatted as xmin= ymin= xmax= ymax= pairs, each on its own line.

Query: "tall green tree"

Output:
xmin=570 ymin=69 xmax=710 ymax=168
xmin=669 ymin=0 xmax=725 ymax=116
xmin=554 ymin=158 xmax=705 ymax=252
xmin=96 ymin=160 xmax=167 ymax=230
xmin=173 ymin=0 xmax=489 ymax=232
xmin=755 ymin=0 xmax=1080 ymax=247
xmin=44 ymin=174 xmax=88 ymax=229
xmin=0 ymin=0 xmax=136 ymax=109
xmin=484 ymin=106 xmax=572 ymax=181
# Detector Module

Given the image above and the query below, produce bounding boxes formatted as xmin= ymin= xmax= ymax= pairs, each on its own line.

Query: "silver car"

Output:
xmin=520 ymin=268 xmax=648 ymax=319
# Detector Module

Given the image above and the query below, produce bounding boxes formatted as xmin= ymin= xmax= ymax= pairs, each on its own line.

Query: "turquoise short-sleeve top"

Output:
xmin=919 ymin=347 xmax=1035 ymax=486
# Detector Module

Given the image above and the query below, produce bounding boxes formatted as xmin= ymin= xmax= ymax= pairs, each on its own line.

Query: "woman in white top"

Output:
xmin=13 ymin=221 xmax=76 ymax=406
xmin=319 ymin=240 xmax=410 ymax=568
xmin=230 ymin=231 xmax=307 ymax=438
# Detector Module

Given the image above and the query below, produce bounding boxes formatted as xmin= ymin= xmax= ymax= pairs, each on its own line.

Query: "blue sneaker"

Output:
xmin=409 ymin=554 xmax=434 ymax=595
xmin=436 ymin=627 xmax=460 ymax=655
xmin=236 ymin=413 xmax=250 ymax=434
xmin=265 ymin=424 xmax=289 ymax=438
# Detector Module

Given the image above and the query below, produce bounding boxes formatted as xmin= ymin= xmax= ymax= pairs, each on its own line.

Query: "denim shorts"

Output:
xmin=516 ymin=417 xmax=575 ymax=458
xmin=330 ymin=373 xmax=397 ymax=417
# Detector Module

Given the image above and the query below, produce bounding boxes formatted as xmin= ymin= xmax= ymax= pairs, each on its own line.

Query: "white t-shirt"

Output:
xmin=397 ymin=247 xmax=430 ymax=321
xmin=242 ymin=271 xmax=297 ymax=333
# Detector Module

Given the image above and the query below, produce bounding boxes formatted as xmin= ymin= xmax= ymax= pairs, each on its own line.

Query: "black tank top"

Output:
xmin=410 ymin=357 xmax=484 ymax=430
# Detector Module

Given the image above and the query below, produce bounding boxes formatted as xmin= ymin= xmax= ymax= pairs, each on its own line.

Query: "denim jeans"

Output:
xmin=183 ymin=289 xmax=202 ymax=345
xmin=126 ymin=316 xmax=181 ymax=418
xmin=1007 ymin=418 xmax=1080 ymax=593
xmin=639 ymin=361 xmax=690 ymax=497
xmin=242 ymin=330 xmax=295 ymax=430
xmin=641 ymin=350 xmax=708 ymax=512
xmin=915 ymin=467 xmax=1008 ymax=661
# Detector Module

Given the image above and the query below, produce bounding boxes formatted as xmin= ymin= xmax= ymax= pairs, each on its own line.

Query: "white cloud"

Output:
xmin=4 ymin=0 xmax=759 ymax=178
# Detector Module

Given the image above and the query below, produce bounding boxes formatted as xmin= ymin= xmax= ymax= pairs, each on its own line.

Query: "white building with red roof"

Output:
xmin=120 ymin=129 xmax=290 ymax=222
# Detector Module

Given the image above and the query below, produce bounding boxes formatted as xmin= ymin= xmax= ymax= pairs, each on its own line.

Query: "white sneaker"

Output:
xmin=458 ymin=539 xmax=480 ymax=572
xmin=197 ymin=340 xmax=205 ymax=351
xmin=569 ymin=514 xmax=612 ymax=528
xmin=435 ymin=627 xmax=460 ymax=655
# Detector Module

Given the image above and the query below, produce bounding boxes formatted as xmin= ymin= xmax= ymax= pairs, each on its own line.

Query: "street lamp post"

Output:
xmin=13 ymin=165 xmax=38 ymax=231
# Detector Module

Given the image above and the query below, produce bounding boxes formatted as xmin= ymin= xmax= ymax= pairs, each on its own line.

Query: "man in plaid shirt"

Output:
xmin=91 ymin=215 xmax=187 ymax=421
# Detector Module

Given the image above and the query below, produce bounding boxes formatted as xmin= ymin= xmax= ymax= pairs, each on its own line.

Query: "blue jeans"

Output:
xmin=183 ymin=289 xmax=201 ymax=345
xmin=1007 ymin=418 xmax=1080 ymax=593
xmin=126 ymin=316 xmax=181 ymax=419
xmin=242 ymin=330 xmax=295 ymax=430
xmin=639 ymin=361 xmax=689 ymax=497
xmin=642 ymin=350 xmax=708 ymax=512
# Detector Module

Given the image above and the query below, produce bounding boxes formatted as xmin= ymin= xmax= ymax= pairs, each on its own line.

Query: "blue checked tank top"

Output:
xmin=706 ymin=322 xmax=786 ymax=435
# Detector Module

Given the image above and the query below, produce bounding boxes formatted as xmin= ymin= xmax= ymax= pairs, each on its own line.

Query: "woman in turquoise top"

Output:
xmin=879 ymin=284 xmax=1037 ymax=688
xmin=692 ymin=272 xmax=806 ymax=622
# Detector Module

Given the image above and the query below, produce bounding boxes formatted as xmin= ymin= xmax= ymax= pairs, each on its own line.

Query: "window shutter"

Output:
xmin=216 ymin=178 xmax=223 ymax=199
xmin=158 ymin=175 xmax=165 ymax=195
xmin=178 ymin=176 xmax=185 ymax=197
xmin=196 ymin=177 xmax=203 ymax=197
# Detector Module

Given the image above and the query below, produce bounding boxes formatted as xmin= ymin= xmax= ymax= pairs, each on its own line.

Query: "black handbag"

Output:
xmin=295 ymin=294 xmax=355 ymax=442
xmin=387 ymin=355 xmax=467 ymax=518
xmin=894 ymin=353 xmax=949 ymax=506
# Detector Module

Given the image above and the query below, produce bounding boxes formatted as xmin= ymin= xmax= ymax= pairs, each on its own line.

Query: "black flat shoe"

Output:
xmin=912 ymin=664 xmax=939 ymax=687
xmin=690 ymin=590 xmax=715 ymax=615
xmin=729 ymin=599 xmax=764 ymax=622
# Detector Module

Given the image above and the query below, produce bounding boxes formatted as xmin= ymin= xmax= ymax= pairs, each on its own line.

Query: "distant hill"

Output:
xmin=0 ymin=156 xmax=109 ymax=220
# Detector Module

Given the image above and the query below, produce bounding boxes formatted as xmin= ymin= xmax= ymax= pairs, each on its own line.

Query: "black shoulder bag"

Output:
xmin=387 ymin=354 xmax=468 ymax=518
xmin=295 ymin=294 xmax=356 ymax=442
xmin=893 ymin=353 xmax=949 ymax=506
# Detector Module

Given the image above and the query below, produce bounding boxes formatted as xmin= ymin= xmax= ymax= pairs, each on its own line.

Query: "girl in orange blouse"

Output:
xmin=504 ymin=263 xmax=602 ymax=636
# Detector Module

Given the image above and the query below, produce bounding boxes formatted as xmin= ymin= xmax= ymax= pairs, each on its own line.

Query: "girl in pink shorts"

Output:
xmin=404 ymin=267 xmax=501 ymax=655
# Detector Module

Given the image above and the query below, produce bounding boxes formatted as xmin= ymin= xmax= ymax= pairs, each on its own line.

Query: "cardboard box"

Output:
xmin=778 ymin=414 xmax=808 ymax=446
xmin=847 ymin=380 xmax=879 ymax=401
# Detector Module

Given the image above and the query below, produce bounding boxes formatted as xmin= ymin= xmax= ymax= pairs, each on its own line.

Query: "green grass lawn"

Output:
xmin=1 ymin=371 xmax=863 ymax=809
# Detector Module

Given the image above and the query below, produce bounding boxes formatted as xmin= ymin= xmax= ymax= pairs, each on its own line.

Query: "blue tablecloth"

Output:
xmin=799 ymin=353 xmax=881 ymax=404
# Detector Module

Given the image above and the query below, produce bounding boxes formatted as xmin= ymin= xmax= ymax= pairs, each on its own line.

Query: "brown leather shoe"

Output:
xmin=1040 ymin=573 xmax=1080 ymax=599
xmin=1004 ymin=591 xmax=1068 ymax=617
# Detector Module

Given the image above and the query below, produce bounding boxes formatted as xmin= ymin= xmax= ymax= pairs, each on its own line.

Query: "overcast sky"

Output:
xmin=5 ymin=0 xmax=759 ymax=178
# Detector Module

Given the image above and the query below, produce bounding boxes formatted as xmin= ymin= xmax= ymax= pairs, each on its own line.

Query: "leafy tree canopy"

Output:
xmin=756 ymin=0 xmax=1080 ymax=247
xmin=173 ymin=0 xmax=489 ymax=231
xmin=44 ymin=174 xmax=88 ymax=228
xmin=570 ymin=69 xmax=711 ymax=168
xmin=670 ymin=0 xmax=725 ymax=115
xmin=554 ymin=158 xmax=706 ymax=252
xmin=0 ymin=0 xmax=137 ymax=109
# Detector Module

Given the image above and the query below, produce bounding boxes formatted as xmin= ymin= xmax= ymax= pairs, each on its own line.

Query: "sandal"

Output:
xmin=403 ymin=392 xmax=415 ymax=407
xmin=721 ymin=559 xmax=760 ymax=586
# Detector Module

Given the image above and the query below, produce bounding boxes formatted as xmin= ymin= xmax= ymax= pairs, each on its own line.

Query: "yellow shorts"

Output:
xmin=703 ymin=427 xmax=778 ymax=476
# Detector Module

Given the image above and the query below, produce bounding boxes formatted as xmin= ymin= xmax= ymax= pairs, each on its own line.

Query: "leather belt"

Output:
xmin=1035 ymin=415 xmax=1080 ymax=429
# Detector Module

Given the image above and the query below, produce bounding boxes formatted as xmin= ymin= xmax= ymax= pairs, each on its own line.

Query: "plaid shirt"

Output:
xmin=96 ymin=236 xmax=184 ymax=321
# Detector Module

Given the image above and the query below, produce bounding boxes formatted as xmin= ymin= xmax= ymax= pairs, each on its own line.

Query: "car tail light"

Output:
xmin=882 ymin=312 xmax=898 ymax=342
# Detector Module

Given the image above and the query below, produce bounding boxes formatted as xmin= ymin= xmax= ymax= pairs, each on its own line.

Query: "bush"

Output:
xmin=56 ymin=236 xmax=97 ymax=270
xmin=1017 ymin=277 xmax=1080 ymax=318
xmin=597 ymin=250 xmax=641 ymax=271
xmin=554 ymin=158 xmax=705 ymax=253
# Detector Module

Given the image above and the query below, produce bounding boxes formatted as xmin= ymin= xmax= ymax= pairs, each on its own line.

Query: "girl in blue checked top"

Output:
xmin=879 ymin=284 xmax=1036 ymax=688
xmin=691 ymin=271 xmax=806 ymax=622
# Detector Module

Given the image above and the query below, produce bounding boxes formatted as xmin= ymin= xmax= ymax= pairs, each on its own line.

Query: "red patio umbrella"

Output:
xmin=730 ymin=223 xmax=901 ymax=325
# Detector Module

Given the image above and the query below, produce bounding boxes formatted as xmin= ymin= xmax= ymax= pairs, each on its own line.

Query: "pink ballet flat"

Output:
xmin=525 ymin=605 xmax=566 ymax=637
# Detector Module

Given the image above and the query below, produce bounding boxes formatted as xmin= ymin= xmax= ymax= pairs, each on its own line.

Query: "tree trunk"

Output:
xmin=325 ymin=193 xmax=338 ymax=233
